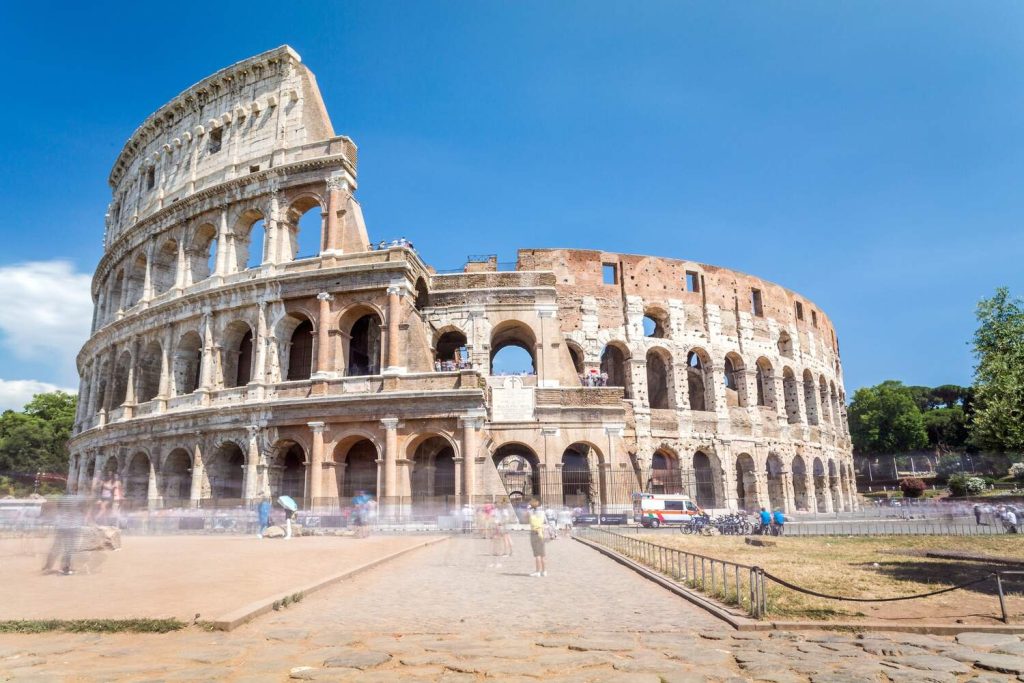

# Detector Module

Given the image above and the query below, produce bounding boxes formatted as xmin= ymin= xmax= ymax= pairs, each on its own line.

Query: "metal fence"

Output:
xmin=575 ymin=526 xmax=768 ymax=618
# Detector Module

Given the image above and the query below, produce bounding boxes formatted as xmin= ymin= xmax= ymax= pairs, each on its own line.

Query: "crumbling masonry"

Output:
xmin=66 ymin=46 xmax=857 ymax=517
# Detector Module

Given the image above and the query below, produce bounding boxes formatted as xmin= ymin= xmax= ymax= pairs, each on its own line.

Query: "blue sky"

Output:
xmin=0 ymin=1 xmax=1021 ymax=409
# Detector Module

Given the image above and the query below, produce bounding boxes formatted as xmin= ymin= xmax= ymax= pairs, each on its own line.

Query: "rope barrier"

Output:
xmin=759 ymin=569 xmax=996 ymax=602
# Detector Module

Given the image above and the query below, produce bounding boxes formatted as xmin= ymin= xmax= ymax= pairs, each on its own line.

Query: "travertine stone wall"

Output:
xmin=68 ymin=46 xmax=857 ymax=518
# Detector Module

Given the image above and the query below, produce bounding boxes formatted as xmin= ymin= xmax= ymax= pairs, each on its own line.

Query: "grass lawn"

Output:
xmin=635 ymin=533 xmax=1024 ymax=623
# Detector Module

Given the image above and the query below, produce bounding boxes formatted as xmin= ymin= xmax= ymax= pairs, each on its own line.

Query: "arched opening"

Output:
xmin=207 ymin=443 xmax=244 ymax=501
xmin=336 ymin=438 xmax=379 ymax=499
xmin=490 ymin=322 xmax=536 ymax=375
xmin=222 ymin=321 xmax=254 ymax=388
xmin=693 ymin=450 xmax=718 ymax=508
xmin=782 ymin=367 xmax=800 ymax=424
xmin=803 ymin=369 xmax=820 ymax=425
xmin=649 ymin=449 xmax=682 ymax=494
xmin=828 ymin=460 xmax=841 ymax=511
xmin=126 ymin=253 xmax=147 ymax=307
xmin=290 ymin=199 xmax=324 ymax=260
xmin=830 ymin=381 xmax=842 ymax=429
xmin=600 ymin=343 xmax=630 ymax=398
xmin=125 ymin=452 xmax=151 ymax=502
xmin=566 ymin=341 xmax=585 ymax=377
xmin=245 ymin=218 xmax=267 ymax=269
xmin=493 ymin=443 xmax=540 ymax=502
xmin=792 ymin=455 xmax=808 ymax=511
xmin=151 ymin=239 xmax=178 ymax=296
xmin=643 ymin=308 xmax=669 ymax=338
xmin=812 ymin=457 xmax=828 ymax=512
xmin=414 ymin=278 xmax=429 ymax=310
xmin=347 ymin=313 xmax=383 ymax=376
xmin=162 ymin=449 xmax=191 ymax=504
xmin=287 ymin=319 xmax=314 ymax=381
xmin=107 ymin=270 xmax=125 ymax=320
xmin=94 ymin=378 xmax=107 ymax=415
xmin=188 ymin=223 xmax=217 ymax=283
xmin=777 ymin=331 xmax=794 ymax=358
xmin=755 ymin=357 xmax=775 ymax=409
xmin=173 ymin=331 xmax=203 ymax=395
xmin=766 ymin=454 xmax=785 ymax=511
xmin=735 ymin=453 xmax=757 ymax=512
xmin=410 ymin=436 xmax=457 ymax=511
xmin=686 ymin=349 xmax=712 ymax=411
xmin=723 ymin=353 xmax=746 ymax=407
xmin=434 ymin=329 xmax=468 ymax=371
xmin=646 ymin=348 xmax=673 ymax=409
xmin=818 ymin=376 xmax=831 ymax=425
xmin=136 ymin=341 xmax=162 ymax=403
xmin=561 ymin=443 xmax=600 ymax=511
xmin=112 ymin=351 xmax=132 ymax=407
xmin=272 ymin=443 xmax=306 ymax=504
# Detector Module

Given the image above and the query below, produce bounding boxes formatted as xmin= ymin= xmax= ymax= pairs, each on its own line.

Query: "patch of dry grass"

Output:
xmin=626 ymin=533 xmax=1024 ymax=622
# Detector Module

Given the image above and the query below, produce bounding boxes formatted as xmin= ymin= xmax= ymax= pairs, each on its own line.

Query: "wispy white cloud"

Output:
xmin=0 ymin=261 xmax=92 ymax=372
xmin=0 ymin=378 xmax=76 ymax=412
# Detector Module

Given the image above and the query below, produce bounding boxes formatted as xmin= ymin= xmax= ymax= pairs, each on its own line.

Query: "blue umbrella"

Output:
xmin=278 ymin=495 xmax=298 ymax=512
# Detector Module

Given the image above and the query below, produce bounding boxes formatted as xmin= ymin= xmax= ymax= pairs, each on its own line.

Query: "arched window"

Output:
xmin=435 ymin=329 xmax=468 ymax=370
xmin=643 ymin=308 xmax=669 ymax=338
xmin=723 ymin=353 xmax=746 ymax=407
xmin=188 ymin=223 xmax=217 ymax=283
xmin=151 ymin=239 xmax=178 ymax=296
xmin=287 ymin=319 xmax=314 ymax=381
xmin=222 ymin=322 xmax=254 ymax=388
xmin=348 ymin=314 xmax=382 ymax=376
xmin=686 ymin=349 xmax=712 ymax=411
xmin=126 ymin=253 xmax=147 ymax=307
xmin=173 ymin=332 xmax=203 ymax=395
xmin=245 ymin=218 xmax=266 ymax=269
xmin=777 ymin=331 xmax=794 ymax=358
xmin=693 ymin=451 xmax=717 ymax=508
xmin=287 ymin=198 xmax=324 ymax=261
xmin=818 ymin=376 xmax=831 ymax=425
xmin=755 ymin=357 xmax=774 ymax=408
xmin=414 ymin=278 xmax=429 ymax=310
xmin=236 ymin=331 xmax=253 ymax=386
xmin=136 ymin=341 xmax=162 ymax=403
xmin=566 ymin=342 xmax=585 ymax=376
xmin=107 ymin=270 xmax=125 ymax=321
xmin=600 ymin=344 xmax=630 ymax=398
xmin=782 ymin=367 xmax=800 ymax=424
xmin=234 ymin=210 xmax=266 ymax=272
xmin=803 ymin=369 xmax=819 ymax=425
xmin=490 ymin=322 xmax=536 ymax=376
xmin=112 ymin=351 xmax=132 ymax=407
xmin=646 ymin=349 xmax=673 ymax=409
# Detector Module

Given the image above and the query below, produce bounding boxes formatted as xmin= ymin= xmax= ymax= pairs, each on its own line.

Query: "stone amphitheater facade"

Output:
xmin=66 ymin=46 xmax=857 ymax=517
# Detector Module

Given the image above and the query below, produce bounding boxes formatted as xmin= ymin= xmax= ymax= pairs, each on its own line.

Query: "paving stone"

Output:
xmin=958 ymin=633 xmax=1022 ymax=649
xmin=265 ymin=628 xmax=311 ymax=642
xmin=321 ymin=651 xmax=392 ymax=669
xmin=884 ymin=667 xmax=957 ymax=683
xmin=859 ymin=640 xmax=927 ymax=657
xmin=965 ymin=676 xmax=1017 ymax=683
xmin=976 ymin=653 xmax=1024 ymax=675
xmin=994 ymin=642 xmax=1024 ymax=657
xmin=886 ymin=654 xmax=972 ymax=674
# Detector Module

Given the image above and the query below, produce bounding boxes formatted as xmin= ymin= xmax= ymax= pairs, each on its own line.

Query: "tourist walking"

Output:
xmin=43 ymin=494 xmax=84 ymax=575
xmin=772 ymin=509 xmax=786 ymax=536
xmin=974 ymin=504 xmax=983 ymax=526
xmin=1002 ymin=507 xmax=1018 ymax=534
xmin=759 ymin=507 xmax=772 ymax=535
xmin=528 ymin=499 xmax=547 ymax=577
xmin=257 ymin=497 xmax=272 ymax=538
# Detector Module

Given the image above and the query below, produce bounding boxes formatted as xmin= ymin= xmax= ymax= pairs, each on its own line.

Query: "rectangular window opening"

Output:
xmin=602 ymin=263 xmax=618 ymax=285
xmin=751 ymin=288 xmax=763 ymax=317
xmin=811 ymin=310 xmax=818 ymax=327
xmin=208 ymin=128 xmax=223 ymax=154
xmin=249 ymin=164 xmax=260 ymax=174
xmin=685 ymin=270 xmax=700 ymax=292
xmin=145 ymin=167 xmax=155 ymax=191
xmin=795 ymin=301 xmax=804 ymax=321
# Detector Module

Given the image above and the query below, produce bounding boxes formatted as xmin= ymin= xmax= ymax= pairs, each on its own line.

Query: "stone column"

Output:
xmin=382 ymin=418 xmax=399 ymax=501
xmin=156 ymin=328 xmax=172 ymax=412
xmin=314 ymin=293 xmax=334 ymax=378
xmin=244 ymin=425 xmax=261 ymax=502
xmin=142 ymin=241 xmax=155 ymax=303
xmin=781 ymin=468 xmax=796 ymax=513
xmin=541 ymin=427 xmax=560 ymax=504
xmin=453 ymin=457 xmax=463 ymax=500
xmin=174 ymin=234 xmax=187 ymax=292
xmin=308 ymin=421 xmax=326 ymax=510
xmin=147 ymin=457 xmax=159 ymax=511
xmin=385 ymin=285 xmax=405 ymax=373
xmin=323 ymin=175 xmax=344 ymax=254
xmin=214 ymin=207 xmax=229 ymax=277
xmin=67 ymin=455 xmax=79 ymax=493
xmin=122 ymin=339 xmax=138 ymax=418
xmin=77 ymin=452 xmax=91 ymax=495
xmin=251 ymin=300 xmax=269 ymax=394
xmin=460 ymin=415 xmax=484 ymax=503
xmin=198 ymin=311 xmax=215 ymax=403
xmin=189 ymin=439 xmax=204 ymax=507
xmin=536 ymin=305 xmax=558 ymax=386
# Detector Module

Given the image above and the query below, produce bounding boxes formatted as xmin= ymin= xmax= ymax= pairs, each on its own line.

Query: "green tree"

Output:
xmin=970 ymin=288 xmax=1024 ymax=452
xmin=0 ymin=391 xmax=77 ymax=481
xmin=922 ymin=405 xmax=969 ymax=454
xmin=848 ymin=380 xmax=928 ymax=455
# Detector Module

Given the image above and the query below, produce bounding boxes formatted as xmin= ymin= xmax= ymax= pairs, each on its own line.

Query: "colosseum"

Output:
xmin=66 ymin=46 xmax=858 ymax=519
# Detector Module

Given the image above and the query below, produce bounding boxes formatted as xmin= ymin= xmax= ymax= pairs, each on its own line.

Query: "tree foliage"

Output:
xmin=848 ymin=381 xmax=928 ymax=455
xmin=0 ymin=392 xmax=76 ymax=482
xmin=970 ymin=288 xmax=1024 ymax=452
xmin=899 ymin=477 xmax=926 ymax=498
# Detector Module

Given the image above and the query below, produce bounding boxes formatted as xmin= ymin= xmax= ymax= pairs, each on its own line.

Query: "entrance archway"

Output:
xmin=561 ymin=443 xmax=603 ymax=512
xmin=125 ymin=451 xmax=151 ymax=502
xmin=735 ymin=453 xmax=757 ymax=512
xmin=162 ymin=449 xmax=191 ymax=504
xmin=335 ymin=438 xmax=379 ymax=499
xmin=493 ymin=443 xmax=540 ymax=502
xmin=649 ymin=449 xmax=682 ymax=494
xmin=273 ymin=443 xmax=306 ymax=505
xmin=410 ymin=436 xmax=458 ymax=515
xmin=792 ymin=455 xmax=808 ymax=511
xmin=766 ymin=454 xmax=785 ymax=511
xmin=813 ymin=457 xmax=828 ymax=512
xmin=207 ymin=443 xmax=245 ymax=501
xmin=693 ymin=451 xmax=718 ymax=508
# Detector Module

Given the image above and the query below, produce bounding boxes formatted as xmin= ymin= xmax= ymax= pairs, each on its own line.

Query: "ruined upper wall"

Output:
xmin=517 ymin=248 xmax=841 ymax=358
xmin=104 ymin=46 xmax=348 ymax=249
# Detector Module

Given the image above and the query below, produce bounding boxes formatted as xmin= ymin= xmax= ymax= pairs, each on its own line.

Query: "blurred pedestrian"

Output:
xmin=528 ymin=499 xmax=547 ymax=577
xmin=43 ymin=494 xmax=84 ymax=575
xmin=974 ymin=504 xmax=982 ymax=526
xmin=772 ymin=509 xmax=786 ymax=536
xmin=257 ymin=497 xmax=272 ymax=538
xmin=759 ymin=507 xmax=772 ymax=535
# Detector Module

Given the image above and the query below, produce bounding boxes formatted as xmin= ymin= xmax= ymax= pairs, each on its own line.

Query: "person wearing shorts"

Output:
xmin=528 ymin=499 xmax=546 ymax=577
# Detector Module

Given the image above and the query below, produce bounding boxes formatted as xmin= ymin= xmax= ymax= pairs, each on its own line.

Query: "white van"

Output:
xmin=632 ymin=493 xmax=703 ymax=528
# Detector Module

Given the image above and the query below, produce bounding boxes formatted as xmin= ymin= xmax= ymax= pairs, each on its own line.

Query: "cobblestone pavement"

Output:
xmin=3 ymin=534 xmax=1024 ymax=682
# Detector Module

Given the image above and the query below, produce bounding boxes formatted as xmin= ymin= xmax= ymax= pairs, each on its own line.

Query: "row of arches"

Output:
xmin=98 ymin=199 xmax=324 ymax=327
xmin=640 ymin=307 xmax=799 ymax=359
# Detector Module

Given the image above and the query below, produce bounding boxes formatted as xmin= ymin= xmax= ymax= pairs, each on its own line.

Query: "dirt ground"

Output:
xmin=0 ymin=533 xmax=440 ymax=622
xmin=637 ymin=533 xmax=1024 ymax=623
